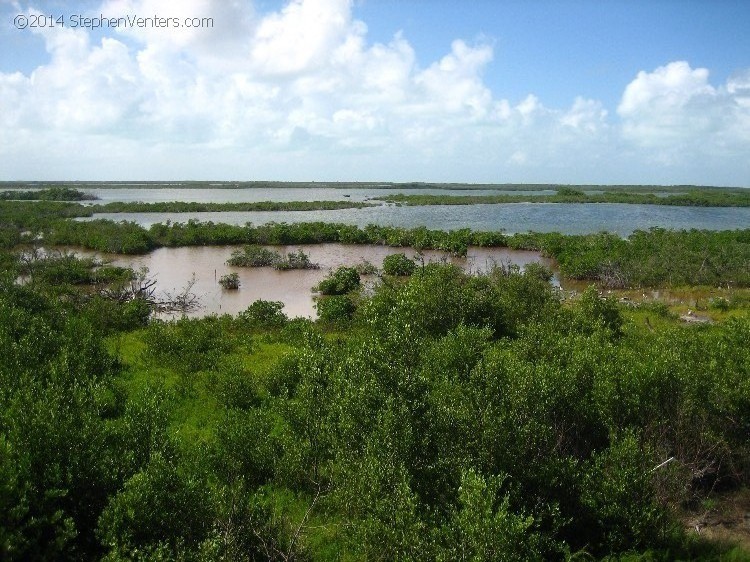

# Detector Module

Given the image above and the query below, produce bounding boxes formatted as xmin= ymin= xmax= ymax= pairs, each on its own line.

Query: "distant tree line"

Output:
xmin=39 ymin=220 xmax=750 ymax=288
xmin=377 ymin=188 xmax=750 ymax=207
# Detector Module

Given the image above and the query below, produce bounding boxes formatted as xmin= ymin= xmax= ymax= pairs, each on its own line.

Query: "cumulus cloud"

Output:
xmin=0 ymin=0 xmax=749 ymax=184
xmin=617 ymin=61 xmax=750 ymax=162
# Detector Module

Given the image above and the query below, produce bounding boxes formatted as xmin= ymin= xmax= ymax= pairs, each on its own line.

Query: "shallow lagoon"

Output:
xmin=83 ymin=243 xmax=555 ymax=319
xmin=83 ymin=202 xmax=750 ymax=236
xmin=70 ymin=186 xmax=554 ymax=203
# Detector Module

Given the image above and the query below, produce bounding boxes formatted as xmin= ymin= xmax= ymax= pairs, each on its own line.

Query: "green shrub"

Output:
xmin=239 ymin=300 xmax=287 ymax=328
xmin=97 ymin=451 xmax=212 ymax=559
xmin=274 ymin=249 xmax=320 ymax=270
xmin=315 ymin=266 xmax=361 ymax=295
xmin=218 ymin=272 xmax=240 ymax=289
xmin=144 ymin=317 xmax=234 ymax=373
xmin=555 ymin=187 xmax=585 ymax=197
xmin=316 ymin=295 xmax=356 ymax=322
xmin=709 ymin=296 xmax=730 ymax=311
xmin=382 ymin=253 xmax=416 ymax=276
xmin=226 ymin=245 xmax=281 ymax=267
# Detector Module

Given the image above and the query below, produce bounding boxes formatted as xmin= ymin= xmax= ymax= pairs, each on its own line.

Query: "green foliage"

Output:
xmin=0 ymin=280 xmax=125 ymax=559
xmin=556 ymin=187 xmax=586 ymax=197
xmin=45 ymin=219 xmax=156 ymax=254
xmin=239 ymin=299 xmax=288 ymax=328
xmin=580 ymin=432 xmax=673 ymax=553
xmin=0 ymin=187 xmax=97 ymax=201
xmin=315 ymin=294 xmax=356 ymax=322
xmin=378 ymin=186 xmax=750 ymax=207
xmin=218 ymin=272 xmax=240 ymax=289
xmin=226 ymin=245 xmax=281 ymax=267
xmin=382 ymin=252 xmax=417 ymax=276
xmin=537 ymin=228 xmax=750 ymax=287
xmin=144 ymin=316 xmax=236 ymax=373
xmin=92 ymin=199 xmax=374 ymax=212
xmin=274 ymin=248 xmax=320 ymax=270
xmin=576 ymin=286 xmax=624 ymax=336
xmin=438 ymin=469 xmax=544 ymax=561
xmin=315 ymin=266 xmax=360 ymax=295
xmin=1 ymin=246 xmax=749 ymax=560
xmin=81 ymin=296 xmax=151 ymax=334
xmin=97 ymin=450 xmax=213 ymax=559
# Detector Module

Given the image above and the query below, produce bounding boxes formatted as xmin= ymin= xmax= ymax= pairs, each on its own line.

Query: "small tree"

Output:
xmin=316 ymin=295 xmax=355 ymax=322
xmin=274 ymin=249 xmax=320 ymax=271
xmin=382 ymin=253 xmax=416 ymax=276
xmin=315 ymin=267 xmax=360 ymax=295
xmin=219 ymin=272 xmax=240 ymax=290
xmin=226 ymin=245 xmax=281 ymax=267
xmin=240 ymin=300 xmax=287 ymax=328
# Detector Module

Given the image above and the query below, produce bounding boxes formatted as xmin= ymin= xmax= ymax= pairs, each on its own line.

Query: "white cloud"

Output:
xmin=250 ymin=0 xmax=354 ymax=76
xmin=0 ymin=1 xmax=749 ymax=184
xmin=617 ymin=61 xmax=750 ymax=160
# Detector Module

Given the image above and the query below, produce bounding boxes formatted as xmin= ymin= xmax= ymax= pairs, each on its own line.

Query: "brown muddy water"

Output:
xmin=78 ymin=244 xmax=556 ymax=319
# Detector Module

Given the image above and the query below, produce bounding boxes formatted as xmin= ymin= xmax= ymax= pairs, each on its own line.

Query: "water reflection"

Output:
xmin=85 ymin=244 xmax=555 ymax=319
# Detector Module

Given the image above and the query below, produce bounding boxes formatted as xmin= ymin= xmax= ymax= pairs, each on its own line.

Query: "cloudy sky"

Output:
xmin=1 ymin=0 xmax=749 ymax=185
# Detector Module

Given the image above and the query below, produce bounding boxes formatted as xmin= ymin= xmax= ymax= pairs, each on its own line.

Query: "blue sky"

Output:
xmin=1 ymin=0 xmax=749 ymax=185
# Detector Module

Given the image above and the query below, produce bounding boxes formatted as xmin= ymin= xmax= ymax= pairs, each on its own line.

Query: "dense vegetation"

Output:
xmin=226 ymin=245 xmax=320 ymax=270
xmin=509 ymin=228 xmax=750 ymax=288
xmin=382 ymin=252 xmax=417 ymax=276
xmin=0 ymin=187 xmax=98 ymax=201
xmin=227 ymin=245 xmax=282 ymax=267
xmin=377 ymin=188 xmax=750 ymax=207
xmin=1 ymin=248 xmax=748 ymax=560
xmin=90 ymin=200 xmax=374 ymax=212
xmin=219 ymin=272 xmax=241 ymax=289
xmin=36 ymin=219 xmax=750 ymax=288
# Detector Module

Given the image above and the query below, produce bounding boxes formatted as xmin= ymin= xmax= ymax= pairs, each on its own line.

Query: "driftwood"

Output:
xmin=97 ymin=268 xmax=201 ymax=314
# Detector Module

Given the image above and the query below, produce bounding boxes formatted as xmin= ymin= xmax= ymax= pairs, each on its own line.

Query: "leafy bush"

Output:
xmin=226 ymin=245 xmax=281 ymax=267
xmin=97 ymin=451 xmax=213 ymax=559
xmin=144 ymin=317 xmax=235 ymax=373
xmin=315 ymin=266 xmax=360 ymax=295
xmin=274 ymin=249 xmax=320 ymax=270
xmin=709 ymin=296 xmax=730 ymax=311
xmin=382 ymin=253 xmax=416 ymax=276
xmin=218 ymin=272 xmax=240 ymax=289
xmin=555 ymin=187 xmax=585 ymax=197
xmin=0 ymin=187 xmax=97 ymax=201
xmin=316 ymin=295 xmax=356 ymax=322
xmin=239 ymin=300 xmax=287 ymax=328
xmin=81 ymin=296 xmax=151 ymax=334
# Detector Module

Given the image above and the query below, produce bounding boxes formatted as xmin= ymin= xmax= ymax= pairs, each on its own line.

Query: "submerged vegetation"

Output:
xmin=227 ymin=245 xmax=282 ymax=267
xmin=219 ymin=272 xmax=241 ymax=289
xmin=0 ymin=246 xmax=748 ymax=560
xmin=273 ymin=248 xmax=320 ymax=270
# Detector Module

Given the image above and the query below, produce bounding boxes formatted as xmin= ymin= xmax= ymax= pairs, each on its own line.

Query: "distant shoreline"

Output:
xmin=0 ymin=180 xmax=747 ymax=191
